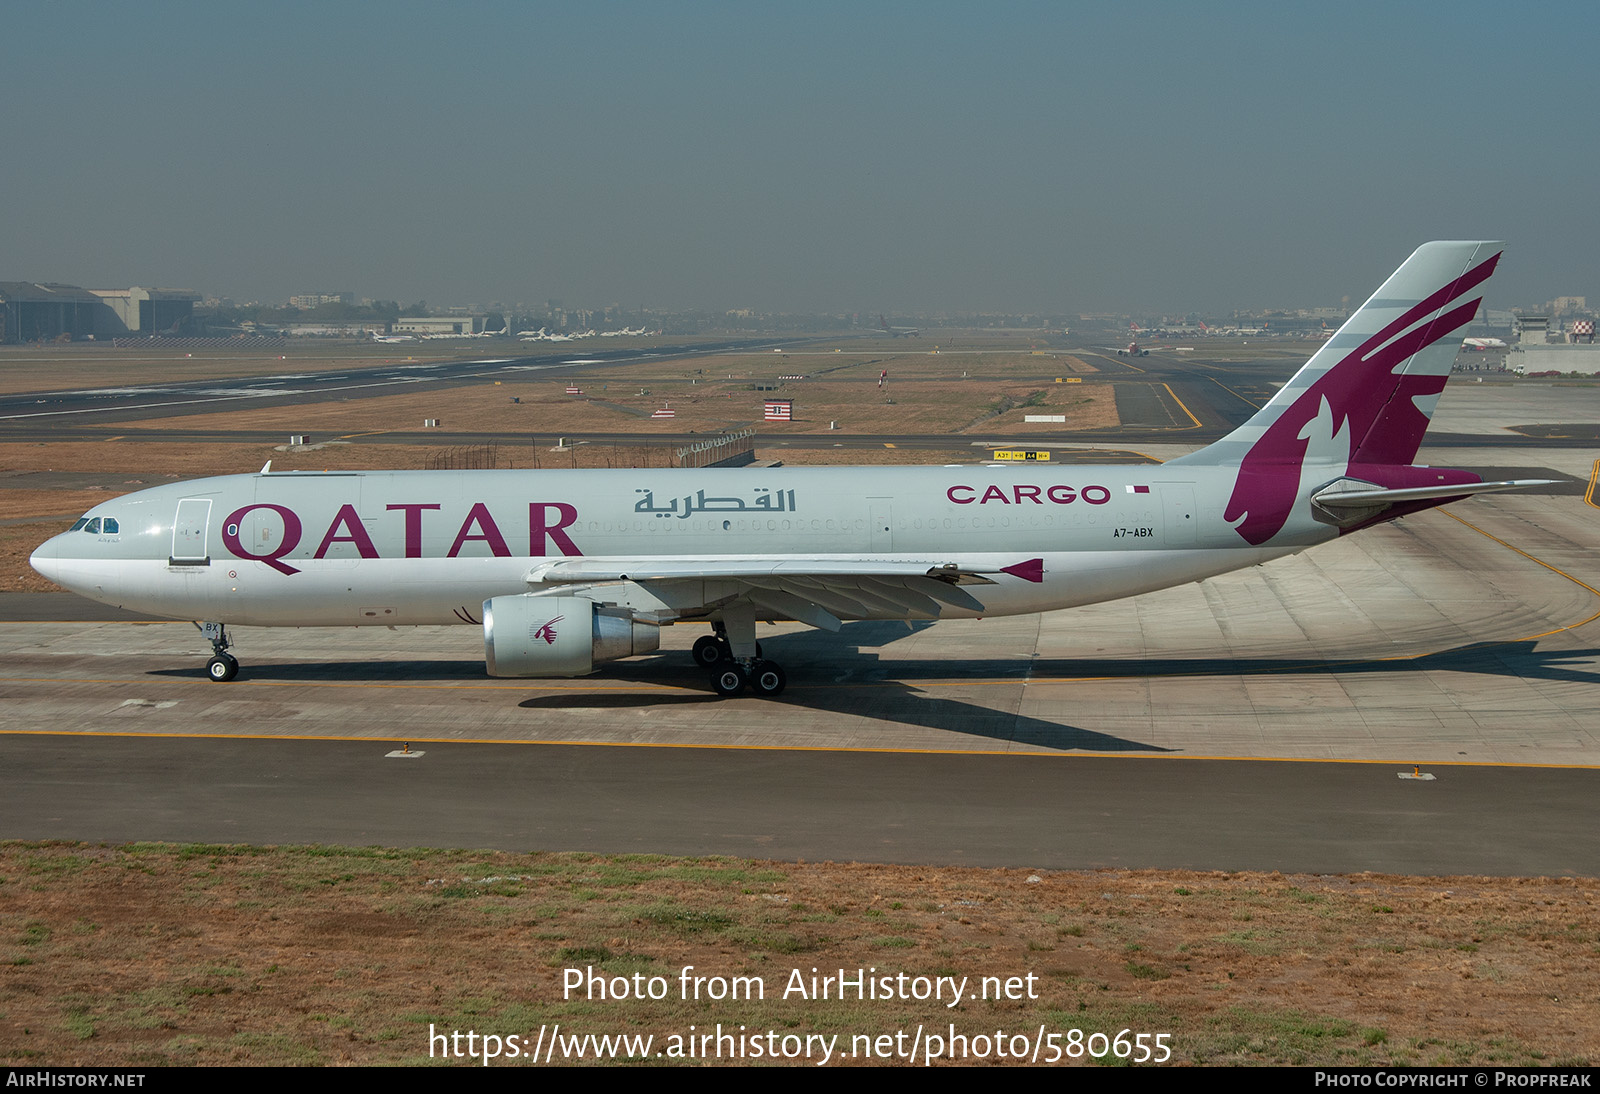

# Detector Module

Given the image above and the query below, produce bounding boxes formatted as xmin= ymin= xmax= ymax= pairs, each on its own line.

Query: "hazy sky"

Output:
xmin=3 ymin=1 xmax=1595 ymax=315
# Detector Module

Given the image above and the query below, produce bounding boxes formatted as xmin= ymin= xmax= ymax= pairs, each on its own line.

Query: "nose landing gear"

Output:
xmin=197 ymin=621 xmax=238 ymax=682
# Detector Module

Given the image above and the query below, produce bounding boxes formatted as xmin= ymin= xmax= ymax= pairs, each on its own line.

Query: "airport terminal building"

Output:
xmin=1509 ymin=314 xmax=1600 ymax=375
xmin=0 ymin=282 xmax=198 ymax=344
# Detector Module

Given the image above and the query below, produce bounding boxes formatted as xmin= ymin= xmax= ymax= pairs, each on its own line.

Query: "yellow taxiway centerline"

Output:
xmin=1 ymin=726 xmax=1596 ymax=769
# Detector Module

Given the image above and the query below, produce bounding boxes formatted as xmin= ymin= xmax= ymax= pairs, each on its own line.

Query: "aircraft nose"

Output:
xmin=29 ymin=533 xmax=65 ymax=584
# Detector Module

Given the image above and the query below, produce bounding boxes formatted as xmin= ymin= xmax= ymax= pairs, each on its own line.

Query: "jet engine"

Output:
xmin=483 ymin=595 xmax=660 ymax=677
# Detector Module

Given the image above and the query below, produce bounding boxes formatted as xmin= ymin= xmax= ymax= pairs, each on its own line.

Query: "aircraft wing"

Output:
xmin=524 ymin=556 xmax=1045 ymax=631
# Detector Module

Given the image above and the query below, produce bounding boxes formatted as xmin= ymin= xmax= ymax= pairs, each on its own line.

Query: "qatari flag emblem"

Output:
xmin=1126 ymin=484 xmax=1150 ymax=494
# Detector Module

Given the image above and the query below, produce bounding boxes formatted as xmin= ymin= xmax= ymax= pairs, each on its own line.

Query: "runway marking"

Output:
xmin=339 ymin=430 xmax=393 ymax=440
xmin=1 ymin=727 xmax=1597 ymax=768
xmin=1159 ymin=383 xmax=1204 ymax=429
xmin=1586 ymin=459 xmax=1600 ymax=510
xmin=1082 ymin=352 xmax=1144 ymax=374
xmin=0 ymin=675 xmax=708 ymax=694
xmin=1207 ymin=376 xmax=1263 ymax=409
xmin=1437 ymin=508 xmax=1600 ymax=642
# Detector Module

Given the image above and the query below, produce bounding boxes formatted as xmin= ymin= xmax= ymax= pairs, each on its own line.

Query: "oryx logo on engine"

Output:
xmin=533 ymin=616 xmax=565 ymax=645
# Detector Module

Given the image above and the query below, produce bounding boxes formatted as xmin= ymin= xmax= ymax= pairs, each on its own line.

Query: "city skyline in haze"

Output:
xmin=3 ymin=1 xmax=1596 ymax=317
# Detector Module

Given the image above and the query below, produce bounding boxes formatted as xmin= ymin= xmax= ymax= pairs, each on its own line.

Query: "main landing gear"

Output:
xmin=691 ymin=634 xmax=762 ymax=666
xmin=710 ymin=659 xmax=786 ymax=698
xmin=696 ymin=622 xmax=783 ymax=698
xmin=197 ymin=621 xmax=238 ymax=682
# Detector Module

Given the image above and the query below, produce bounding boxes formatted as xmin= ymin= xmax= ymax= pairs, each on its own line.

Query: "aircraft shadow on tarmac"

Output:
xmin=1014 ymin=640 xmax=1600 ymax=686
xmin=515 ymin=675 xmax=1169 ymax=753
xmin=520 ymin=620 xmax=1174 ymax=752
xmin=145 ymin=630 xmax=1595 ymax=754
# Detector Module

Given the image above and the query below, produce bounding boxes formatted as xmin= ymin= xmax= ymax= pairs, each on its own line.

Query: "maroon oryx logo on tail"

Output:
xmin=1225 ymin=249 xmax=1499 ymax=546
xmin=533 ymin=615 xmax=565 ymax=644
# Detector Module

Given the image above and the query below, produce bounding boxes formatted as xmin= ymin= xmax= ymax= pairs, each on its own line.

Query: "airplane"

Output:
xmin=31 ymin=241 xmax=1552 ymax=698
xmin=878 ymin=315 xmax=921 ymax=337
xmin=1110 ymin=323 xmax=1151 ymax=356
xmin=369 ymin=330 xmax=418 ymax=344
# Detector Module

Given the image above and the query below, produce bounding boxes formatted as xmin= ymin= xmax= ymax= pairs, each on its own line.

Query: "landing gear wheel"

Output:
xmin=710 ymin=665 xmax=747 ymax=697
xmin=206 ymin=654 xmax=238 ymax=682
xmin=692 ymin=635 xmax=727 ymax=666
xmin=750 ymin=660 xmax=786 ymax=698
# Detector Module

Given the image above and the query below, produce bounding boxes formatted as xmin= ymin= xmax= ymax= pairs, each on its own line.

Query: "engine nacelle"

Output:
xmin=483 ymin=595 xmax=661 ymax=677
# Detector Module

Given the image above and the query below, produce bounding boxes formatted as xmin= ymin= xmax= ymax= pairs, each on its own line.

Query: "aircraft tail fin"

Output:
xmin=1170 ymin=241 xmax=1503 ymax=544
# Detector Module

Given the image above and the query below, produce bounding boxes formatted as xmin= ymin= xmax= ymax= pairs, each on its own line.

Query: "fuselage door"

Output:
xmin=1159 ymin=484 xmax=1196 ymax=546
xmin=869 ymin=499 xmax=893 ymax=552
xmin=171 ymin=497 xmax=213 ymax=565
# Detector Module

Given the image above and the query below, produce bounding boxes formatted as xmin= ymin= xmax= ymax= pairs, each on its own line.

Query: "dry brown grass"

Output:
xmin=93 ymin=375 xmax=1118 ymax=439
xmin=0 ymin=524 xmax=64 ymax=591
xmin=110 ymin=384 xmax=680 ymax=435
xmin=0 ymin=490 xmax=122 ymax=523
xmin=1 ymin=843 xmax=1593 ymax=1067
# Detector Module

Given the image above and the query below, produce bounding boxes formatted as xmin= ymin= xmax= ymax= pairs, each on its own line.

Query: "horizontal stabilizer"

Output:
xmin=1311 ymin=479 xmax=1556 ymax=508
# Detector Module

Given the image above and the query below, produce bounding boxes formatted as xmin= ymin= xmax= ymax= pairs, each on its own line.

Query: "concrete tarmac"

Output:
xmin=5 ymin=493 xmax=1595 ymax=765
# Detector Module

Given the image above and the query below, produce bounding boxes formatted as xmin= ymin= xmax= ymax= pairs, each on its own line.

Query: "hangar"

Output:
xmin=0 ymin=282 xmax=198 ymax=343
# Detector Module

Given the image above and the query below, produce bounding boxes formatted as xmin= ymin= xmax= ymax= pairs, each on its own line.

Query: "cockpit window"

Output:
xmin=102 ymin=518 xmax=119 ymax=534
xmin=70 ymin=518 xmax=90 ymax=532
xmin=83 ymin=518 xmax=102 ymax=534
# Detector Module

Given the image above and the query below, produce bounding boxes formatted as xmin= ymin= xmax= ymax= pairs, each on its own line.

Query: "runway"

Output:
xmin=3 ymin=734 xmax=1594 ymax=875
xmin=0 ymin=336 xmax=797 ymax=427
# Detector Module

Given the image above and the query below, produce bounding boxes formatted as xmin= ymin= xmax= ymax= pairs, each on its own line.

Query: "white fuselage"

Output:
xmin=31 ymin=464 xmax=1324 ymax=628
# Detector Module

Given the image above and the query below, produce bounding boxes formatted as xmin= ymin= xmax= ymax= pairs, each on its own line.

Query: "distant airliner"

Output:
xmin=32 ymin=242 xmax=1547 ymax=697
xmin=878 ymin=315 xmax=921 ymax=337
